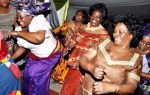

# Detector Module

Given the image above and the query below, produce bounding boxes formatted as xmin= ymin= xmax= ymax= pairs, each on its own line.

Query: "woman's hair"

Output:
xmin=113 ymin=14 xmax=144 ymax=48
xmin=143 ymin=23 xmax=150 ymax=38
xmin=72 ymin=10 xmax=88 ymax=24
xmin=89 ymin=3 xmax=108 ymax=27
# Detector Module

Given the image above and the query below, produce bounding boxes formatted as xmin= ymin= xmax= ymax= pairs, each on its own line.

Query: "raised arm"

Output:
xmin=18 ymin=30 xmax=45 ymax=44
xmin=8 ymin=30 xmax=46 ymax=44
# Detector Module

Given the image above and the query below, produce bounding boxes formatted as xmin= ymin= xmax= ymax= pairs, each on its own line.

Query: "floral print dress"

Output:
xmin=60 ymin=29 xmax=109 ymax=95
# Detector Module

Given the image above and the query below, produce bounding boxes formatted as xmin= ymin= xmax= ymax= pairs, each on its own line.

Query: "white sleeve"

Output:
xmin=29 ymin=15 xmax=51 ymax=32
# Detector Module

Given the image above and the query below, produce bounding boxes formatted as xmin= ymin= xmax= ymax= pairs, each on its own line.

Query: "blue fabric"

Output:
xmin=0 ymin=57 xmax=21 ymax=95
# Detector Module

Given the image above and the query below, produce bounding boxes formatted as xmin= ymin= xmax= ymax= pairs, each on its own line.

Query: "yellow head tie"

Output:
xmin=1 ymin=57 xmax=7 ymax=63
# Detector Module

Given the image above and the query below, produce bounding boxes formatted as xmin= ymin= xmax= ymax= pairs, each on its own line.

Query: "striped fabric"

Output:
xmin=0 ymin=6 xmax=16 ymax=39
xmin=10 ymin=0 xmax=18 ymax=8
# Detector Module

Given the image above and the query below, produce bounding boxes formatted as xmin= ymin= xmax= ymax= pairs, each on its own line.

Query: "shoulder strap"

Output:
xmin=99 ymin=38 xmax=110 ymax=48
xmin=129 ymin=53 xmax=139 ymax=66
xmin=99 ymin=39 xmax=112 ymax=65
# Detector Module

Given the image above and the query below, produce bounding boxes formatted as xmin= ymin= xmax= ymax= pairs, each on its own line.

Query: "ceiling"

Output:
xmin=68 ymin=0 xmax=150 ymax=22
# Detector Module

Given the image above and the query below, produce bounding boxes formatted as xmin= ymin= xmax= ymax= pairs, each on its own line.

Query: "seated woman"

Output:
xmin=8 ymin=1 xmax=61 ymax=95
xmin=79 ymin=14 xmax=144 ymax=95
xmin=0 ymin=31 xmax=21 ymax=95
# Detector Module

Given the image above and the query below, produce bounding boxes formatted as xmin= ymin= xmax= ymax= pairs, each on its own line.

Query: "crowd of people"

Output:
xmin=0 ymin=0 xmax=150 ymax=95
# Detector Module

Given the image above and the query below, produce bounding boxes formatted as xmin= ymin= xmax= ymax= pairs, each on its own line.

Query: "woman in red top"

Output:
xmin=60 ymin=3 xmax=110 ymax=95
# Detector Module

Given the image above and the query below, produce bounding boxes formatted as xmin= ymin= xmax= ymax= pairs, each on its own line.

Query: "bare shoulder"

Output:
xmin=80 ymin=24 xmax=87 ymax=29
xmin=99 ymin=38 xmax=113 ymax=50
xmin=99 ymin=29 xmax=109 ymax=34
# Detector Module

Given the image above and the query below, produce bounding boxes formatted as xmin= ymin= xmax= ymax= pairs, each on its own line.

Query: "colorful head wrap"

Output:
xmin=143 ymin=23 xmax=150 ymax=38
xmin=18 ymin=0 xmax=51 ymax=16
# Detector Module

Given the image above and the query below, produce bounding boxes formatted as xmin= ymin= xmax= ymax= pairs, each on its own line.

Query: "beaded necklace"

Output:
xmin=84 ymin=22 xmax=104 ymax=31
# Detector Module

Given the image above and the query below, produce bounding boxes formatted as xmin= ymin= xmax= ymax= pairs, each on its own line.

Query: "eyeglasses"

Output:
xmin=140 ymin=40 xmax=150 ymax=46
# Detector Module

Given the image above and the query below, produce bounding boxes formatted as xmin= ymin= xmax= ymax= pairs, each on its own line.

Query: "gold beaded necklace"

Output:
xmin=84 ymin=23 xmax=104 ymax=31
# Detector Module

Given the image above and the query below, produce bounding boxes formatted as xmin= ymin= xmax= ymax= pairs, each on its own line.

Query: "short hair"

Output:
xmin=143 ymin=23 xmax=150 ymax=38
xmin=72 ymin=10 xmax=88 ymax=24
xmin=89 ymin=3 xmax=108 ymax=27
xmin=113 ymin=14 xmax=144 ymax=48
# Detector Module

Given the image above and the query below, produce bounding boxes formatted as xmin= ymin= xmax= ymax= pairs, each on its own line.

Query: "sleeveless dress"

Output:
xmin=79 ymin=39 xmax=141 ymax=95
xmin=60 ymin=29 xmax=109 ymax=95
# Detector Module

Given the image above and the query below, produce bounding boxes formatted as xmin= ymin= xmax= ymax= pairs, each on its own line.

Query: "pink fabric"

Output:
xmin=0 ymin=31 xmax=3 ymax=40
xmin=0 ymin=31 xmax=8 ymax=60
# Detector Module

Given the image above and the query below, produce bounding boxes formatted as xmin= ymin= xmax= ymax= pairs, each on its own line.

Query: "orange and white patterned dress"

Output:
xmin=51 ymin=21 xmax=73 ymax=83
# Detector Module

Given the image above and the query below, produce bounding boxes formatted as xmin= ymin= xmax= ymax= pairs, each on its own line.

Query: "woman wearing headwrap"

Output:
xmin=0 ymin=31 xmax=21 ymax=95
xmin=8 ymin=1 xmax=61 ymax=95
xmin=138 ymin=23 xmax=150 ymax=95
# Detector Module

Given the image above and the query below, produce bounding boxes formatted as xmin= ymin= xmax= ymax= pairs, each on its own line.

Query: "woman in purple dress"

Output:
xmin=138 ymin=23 xmax=150 ymax=95
xmin=8 ymin=1 xmax=61 ymax=95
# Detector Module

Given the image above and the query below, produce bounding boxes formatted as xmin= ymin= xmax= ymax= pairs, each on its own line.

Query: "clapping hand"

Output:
xmin=93 ymin=82 xmax=118 ymax=94
xmin=93 ymin=65 xmax=105 ymax=79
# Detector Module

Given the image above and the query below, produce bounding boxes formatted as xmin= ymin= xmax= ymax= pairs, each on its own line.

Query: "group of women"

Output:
xmin=56 ymin=2 xmax=150 ymax=95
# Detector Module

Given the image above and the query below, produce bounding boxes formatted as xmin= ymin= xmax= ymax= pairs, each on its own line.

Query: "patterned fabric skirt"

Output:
xmin=23 ymin=51 xmax=61 ymax=95
xmin=60 ymin=68 xmax=82 ymax=95
xmin=51 ymin=44 xmax=70 ymax=83
xmin=51 ymin=55 xmax=69 ymax=83
xmin=0 ymin=59 xmax=21 ymax=95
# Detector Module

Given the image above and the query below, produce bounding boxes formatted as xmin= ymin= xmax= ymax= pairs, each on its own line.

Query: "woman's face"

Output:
xmin=0 ymin=0 xmax=10 ymax=7
xmin=138 ymin=36 xmax=150 ymax=52
xmin=75 ymin=11 xmax=84 ymax=23
xmin=113 ymin=23 xmax=133 ymax=47
xmin=17 ymin=12 xmax=32 ymax=28
xmin=90 ymin=10 xmax=102 ymax=27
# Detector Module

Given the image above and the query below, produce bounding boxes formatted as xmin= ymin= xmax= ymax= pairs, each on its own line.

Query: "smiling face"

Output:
xmin=0 ymin=0 xmax=10 ymax=8
xmin=138 ymin=36 xmax=150 ymax=52
xmin=113 ymin=23 xmax=133 ymax=47
xmin=90 ymin=10 xmax=102 ymax=27
xmin=17 ymin=12 xmax=32 ymax=28
xmin=74 ymin=11 xmax=84 ymax=23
